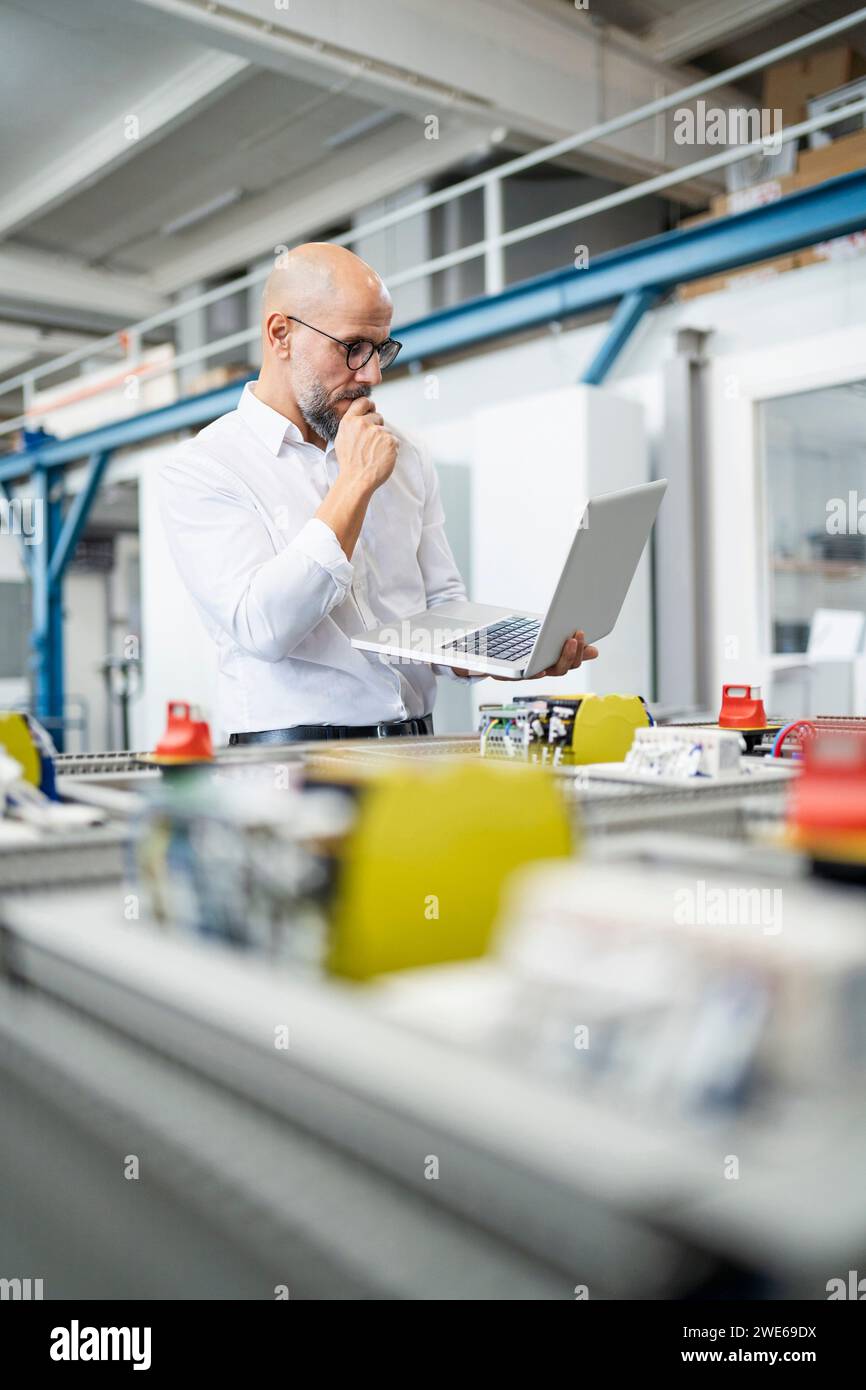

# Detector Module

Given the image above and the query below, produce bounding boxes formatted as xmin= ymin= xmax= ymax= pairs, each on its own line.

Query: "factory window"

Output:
xmin=762 ymin=382 xmax=866 ymax=657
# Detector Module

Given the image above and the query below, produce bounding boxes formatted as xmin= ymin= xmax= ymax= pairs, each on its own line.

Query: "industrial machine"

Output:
xmin=0 ymin=685 xmax=863 ymax=1299
xmin=479 ymin=692 xmax=651 ymax=765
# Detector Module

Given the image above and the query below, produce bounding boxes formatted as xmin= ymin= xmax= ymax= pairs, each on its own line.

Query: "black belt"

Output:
xmin=228 ymin=714 xmax=434 ymax=746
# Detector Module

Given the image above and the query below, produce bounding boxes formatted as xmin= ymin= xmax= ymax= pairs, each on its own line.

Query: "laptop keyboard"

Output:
xmin=441 ymin=616 xmax=540 ymax=662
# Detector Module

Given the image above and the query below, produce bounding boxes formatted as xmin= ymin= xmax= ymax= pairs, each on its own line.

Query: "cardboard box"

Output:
xmin=31 ymin=344 xmax=177 ymax=438
xmin=707 ymin=133 xmax=866 ymax=222
xmin=678 ymin=254 xmax=800 ymax=302
xmin=763 ymin=46 xmax=866 ymax=128
xmin=798 ymin=231 xmax=866 ymax=267
xmin=711 ymin=172 xmax=808 ymax=217
xmin=678 ymin=232 xmax=866 ymax=300
xmin=186 ymin=363 xmax=255 ymax=395
xmin=798 ymin=128 xmax=866 ymax=181
xmin=675 ymin=121 xmax=866 ymax=299
xmin=678 ymin=211 xmax=715 ymax=230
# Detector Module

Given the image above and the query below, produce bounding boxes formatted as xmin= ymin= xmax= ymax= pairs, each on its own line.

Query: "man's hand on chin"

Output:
xmin=450 ymin=630 xmax=599 ymax=680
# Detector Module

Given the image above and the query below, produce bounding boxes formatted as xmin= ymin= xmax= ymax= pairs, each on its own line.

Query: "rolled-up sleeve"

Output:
xmin=158 ymin=453 xmax=353 ymax=663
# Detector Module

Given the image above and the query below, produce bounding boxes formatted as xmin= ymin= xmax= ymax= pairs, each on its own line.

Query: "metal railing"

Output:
xmin=2 ymin=3 xmax=866 ymax=441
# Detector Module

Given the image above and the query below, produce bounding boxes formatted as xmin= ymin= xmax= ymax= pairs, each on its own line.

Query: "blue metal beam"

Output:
xmin=398 ymin=166 xmax=866 ymax=364
xmin=18 ymin=445 xmax=113 ymax=750
xmin=48 ymin=450 xmax=113 ymax=586
xmin=2 ymin=168 xmax=865 ymax=482
xmin=581 ymin=288 xmax=660 ymax=385
xmin=0 ymin=374 xmax=257 ymax=479
xmin=30 ymin=466 xmax=66 ymax=749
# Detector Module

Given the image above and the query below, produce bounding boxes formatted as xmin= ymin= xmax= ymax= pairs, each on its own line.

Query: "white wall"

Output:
xmin=137 ymin=446 xmax=220 ymax=750
xmin=0 ymin=531 xmax=28 ymax=711
xmin=64 ymin=570 xmax=108 ymax=750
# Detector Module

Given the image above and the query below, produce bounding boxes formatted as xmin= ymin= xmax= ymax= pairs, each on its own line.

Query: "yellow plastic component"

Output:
xmin=328 ymin=760 xmax=574 ymax=980
xmin=787 ymin=827 xmax=866 ymax=865
xmin=566 ymin=693 xmax=650 ymax=764
xmin=0 ymin=712 xmax=41 ymax=787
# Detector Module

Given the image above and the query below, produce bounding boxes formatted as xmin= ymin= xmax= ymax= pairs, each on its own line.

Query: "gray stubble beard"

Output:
xmin=297 ymin=380 xmax=372 ymax=442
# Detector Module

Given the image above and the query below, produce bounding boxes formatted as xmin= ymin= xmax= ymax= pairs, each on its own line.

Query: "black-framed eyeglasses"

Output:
xmin=285 ymin=315 xmax=402 ymax=371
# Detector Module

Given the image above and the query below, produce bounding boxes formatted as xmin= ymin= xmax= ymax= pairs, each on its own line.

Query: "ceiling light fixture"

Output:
xmin=325 ymin=108 xmax=400 ymax=150
xmin=160 ymin=187 xmax=243 ymax=237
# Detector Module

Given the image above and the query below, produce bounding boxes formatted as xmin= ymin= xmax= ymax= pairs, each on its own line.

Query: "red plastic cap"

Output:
xmin=789 ymin=732 xmax=866 ymax=834
xmin=718 ymin=683 xmax=767 ymax=729
xmin=154 ymin=700 xmax=214 ymax=762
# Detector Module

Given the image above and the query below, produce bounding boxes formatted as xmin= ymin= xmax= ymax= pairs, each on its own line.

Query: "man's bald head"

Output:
xmin=262 ymin=243 xmax=391 ymax=326
xmin=257 ymin=242 xmax=395 ymax=444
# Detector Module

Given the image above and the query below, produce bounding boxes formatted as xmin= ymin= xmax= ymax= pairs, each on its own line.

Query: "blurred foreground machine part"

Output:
xmin=0 ymin=710 xmax=58 ymax=799
xmin=492 ymin=861 xmax=866 ymax=1111
xmin=787 ymin=729 xmax=866 ymax=883
xmin=130 ymin=752 xmax=574 ymax=979
xmin=2 ymin=728 xmax=864 ymax=1296
xmin=132 ymin=767 xmax=347 ymax=964
xmin=0 ymin=709 xmax=109 ymax=841
xmin=327 ymin=759 xmax=573 ymax=979
xmin=4 ymin=854 xmax=865 ymax=1299
xmin=371 ymin=857 xmax=866 ymax=1290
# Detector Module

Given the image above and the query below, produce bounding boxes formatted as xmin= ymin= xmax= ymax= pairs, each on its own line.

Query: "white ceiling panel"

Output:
xmin=0 ymin=0 xmax=210 ymax=184
xmin=13 ymin=70 xmax=388 ymax=272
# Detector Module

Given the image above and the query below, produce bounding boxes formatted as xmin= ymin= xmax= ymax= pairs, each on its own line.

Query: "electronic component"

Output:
xmin=479 ymin=693 xmax=650 ymax=765
xmin=624 ymin=726 xmax=746 ymax=779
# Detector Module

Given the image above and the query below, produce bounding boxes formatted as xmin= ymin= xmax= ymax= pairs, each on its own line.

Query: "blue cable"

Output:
xmin=772 ymin=720 xmax=808 ymax=758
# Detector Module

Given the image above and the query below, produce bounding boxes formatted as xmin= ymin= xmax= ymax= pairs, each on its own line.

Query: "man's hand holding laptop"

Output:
xmin=352 ymin=480 xmax=666 ymax=680
xmin=448 ymin=629 xmax=599 ymax=680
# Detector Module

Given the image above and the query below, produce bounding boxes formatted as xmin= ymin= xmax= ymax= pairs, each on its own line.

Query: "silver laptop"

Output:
xmin=352 ymin=479 xmax=667 ymax=679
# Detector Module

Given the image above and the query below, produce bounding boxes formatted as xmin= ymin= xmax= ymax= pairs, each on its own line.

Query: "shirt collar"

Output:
xmin=238 ymin=381 xmax=338 ymax=458
xmin=238 ymin=381 xmax=305 ymax=454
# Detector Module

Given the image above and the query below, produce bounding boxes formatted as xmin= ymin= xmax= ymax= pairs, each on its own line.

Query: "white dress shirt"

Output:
xmin=158 ymin=382 xmax=476 ymax=734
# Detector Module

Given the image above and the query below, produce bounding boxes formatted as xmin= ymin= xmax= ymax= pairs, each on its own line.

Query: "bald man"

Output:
xmin=159 ymin=244 xmax=596 ymax=744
